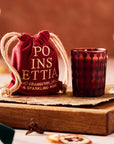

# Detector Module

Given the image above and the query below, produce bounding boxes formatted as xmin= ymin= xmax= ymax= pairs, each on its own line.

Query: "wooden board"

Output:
xmin=0 ymin=100 xmax=114 ymax=136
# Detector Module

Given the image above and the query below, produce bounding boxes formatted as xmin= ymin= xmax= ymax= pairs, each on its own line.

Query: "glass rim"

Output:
xmin=71 ymin=48 xmax=107 ymax=53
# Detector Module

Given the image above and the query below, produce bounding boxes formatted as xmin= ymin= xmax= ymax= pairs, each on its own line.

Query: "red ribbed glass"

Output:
xmin=71 ymin=48 xmax=107 ymax=97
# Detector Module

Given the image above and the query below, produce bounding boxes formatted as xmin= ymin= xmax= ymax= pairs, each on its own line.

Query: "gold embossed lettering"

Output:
xmin=22 ymin=70 xmax=30 ymax=80
xmin=52 ymin=68 xmax=58 ymax=78
xmin=31 ymin=70 xmax=39 ymax=80
xmin=37 ymin=58 xmax=45 ymax=69
xmin=40 ymin=69 xmax=48 ymax=80
xmin=46 ymin=57 xmax=52 ymax=68
xmin=33 ymin=46 xmax=41 ymax=56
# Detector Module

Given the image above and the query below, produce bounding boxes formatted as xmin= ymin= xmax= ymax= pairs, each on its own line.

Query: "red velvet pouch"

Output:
xmin=0 ymin=30 xmax=69 ymax=96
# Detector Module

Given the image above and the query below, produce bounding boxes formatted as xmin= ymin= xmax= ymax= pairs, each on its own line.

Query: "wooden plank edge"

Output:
xmin=0 ymin=103 xmax=108 ymax=135
xmin=107 ymin=110 xmax=114 ymax=135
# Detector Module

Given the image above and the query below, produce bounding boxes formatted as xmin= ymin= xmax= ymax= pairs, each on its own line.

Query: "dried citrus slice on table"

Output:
xmin=47 ymin=134 xmax=92 ymax=144
xmin=47 ymin=134 xmax=60 ymax=143
xmin=59 ymin=134 xmax=92 ymax=144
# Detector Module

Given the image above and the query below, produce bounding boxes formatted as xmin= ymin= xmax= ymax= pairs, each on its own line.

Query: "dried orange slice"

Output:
xmin=47 ymin=134 xmax=60 ymax=143
xmin=59 ymin=134 xmax=92 ymax=144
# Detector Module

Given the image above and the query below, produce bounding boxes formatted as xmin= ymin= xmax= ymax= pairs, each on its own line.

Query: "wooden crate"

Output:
xmin=0 ymin=100 xmax=114 ymax=136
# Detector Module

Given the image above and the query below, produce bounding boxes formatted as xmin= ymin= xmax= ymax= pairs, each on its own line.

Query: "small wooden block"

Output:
xmin=0 ymin=100 xmax=114 ymax=135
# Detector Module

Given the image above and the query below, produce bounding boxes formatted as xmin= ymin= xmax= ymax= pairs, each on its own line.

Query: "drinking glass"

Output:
xmin=71 ymin=48 xmax=108 ymax=97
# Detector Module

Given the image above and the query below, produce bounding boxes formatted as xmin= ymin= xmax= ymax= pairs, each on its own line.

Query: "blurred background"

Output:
xmin=0 ymin=0 xmax=114 ymax=57
xmin=0 ymin=0 xmax=114 ymax=85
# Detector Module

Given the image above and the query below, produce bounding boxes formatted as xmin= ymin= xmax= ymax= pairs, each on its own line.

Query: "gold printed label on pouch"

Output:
xmin=21 ymin=46 xmax=58 ymax=90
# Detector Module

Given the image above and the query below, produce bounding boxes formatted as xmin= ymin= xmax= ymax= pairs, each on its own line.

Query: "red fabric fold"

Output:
xmin=8 ymin=30 xmax=62 ymax=96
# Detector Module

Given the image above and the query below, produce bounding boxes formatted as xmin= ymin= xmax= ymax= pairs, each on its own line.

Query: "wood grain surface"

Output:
xmin=0 ymin=100 xmax=114 ymax=136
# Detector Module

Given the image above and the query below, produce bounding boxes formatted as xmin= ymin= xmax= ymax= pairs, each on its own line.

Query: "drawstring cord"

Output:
xmin=50 ymin=33 xmax=69 ymax=93
xmin=0 ymin=32 xmax=22 ymax=97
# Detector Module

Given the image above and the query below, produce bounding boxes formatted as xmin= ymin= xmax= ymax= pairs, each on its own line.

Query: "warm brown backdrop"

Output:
xmin=0 ymin=0 xmax=114 ymax=57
